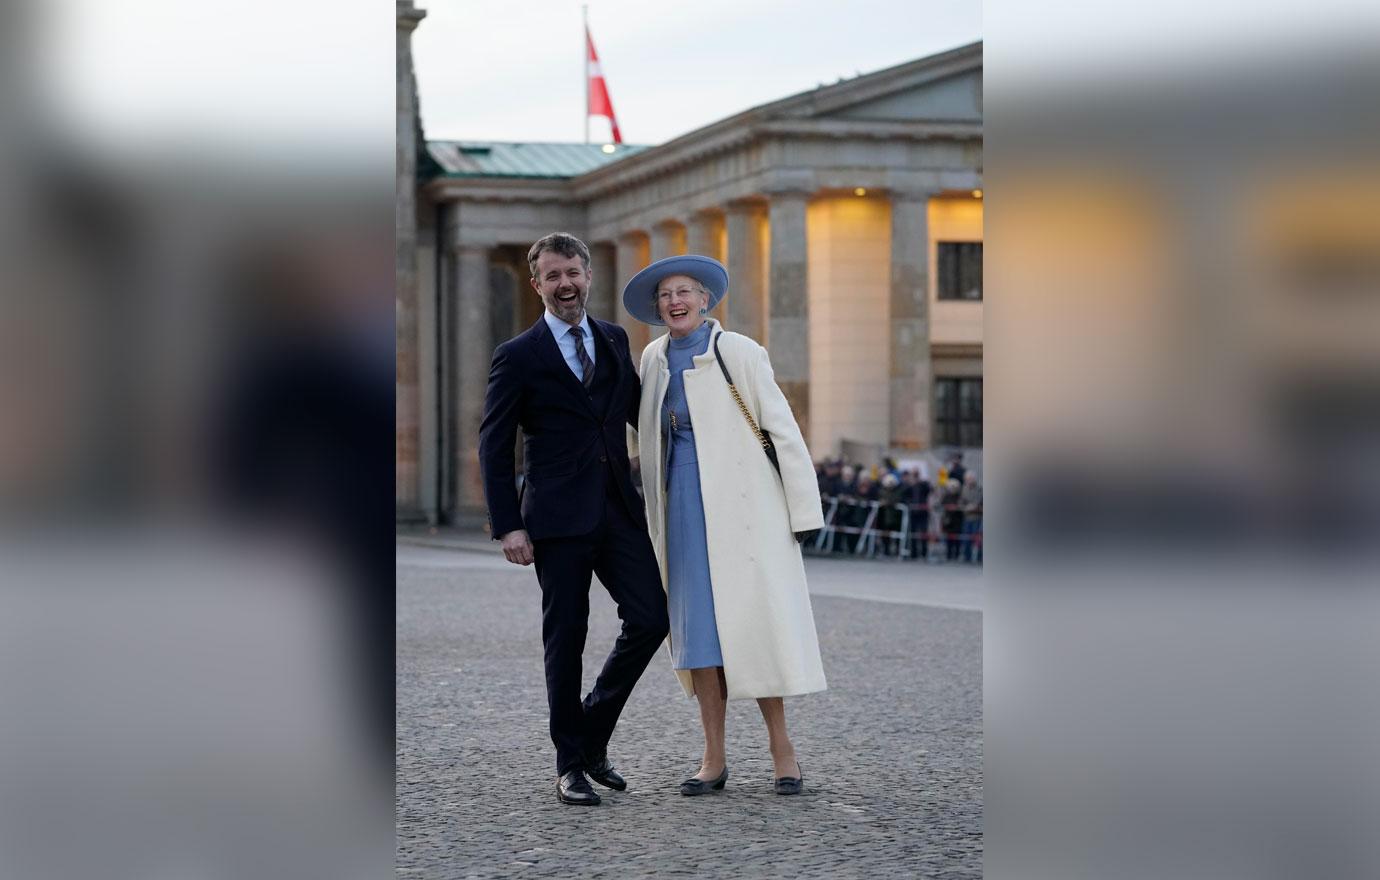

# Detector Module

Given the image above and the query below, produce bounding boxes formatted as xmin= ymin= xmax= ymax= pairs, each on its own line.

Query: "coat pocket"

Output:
xmin=526 ymin=455 xmax=578 ymax=479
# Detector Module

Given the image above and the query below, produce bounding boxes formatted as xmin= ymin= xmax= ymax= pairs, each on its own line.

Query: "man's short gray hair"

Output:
xmin=527 ymin=232 xmax=591 ymax=278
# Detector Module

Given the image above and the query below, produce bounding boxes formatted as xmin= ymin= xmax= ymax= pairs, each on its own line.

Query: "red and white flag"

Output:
xmin=586 ymin=27 xmax=622 ymax=144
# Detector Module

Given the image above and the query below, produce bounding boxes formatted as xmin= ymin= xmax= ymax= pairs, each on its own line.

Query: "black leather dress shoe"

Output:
xmin=556 ymin=770 xmax=601 ymax=806
xmin=585 ymin=754 xmax=627 ymax=791
xmin=774 ymin=761 xmax=803 ymax=796
xmin=679 ymin=767 xmax=728 ymax=796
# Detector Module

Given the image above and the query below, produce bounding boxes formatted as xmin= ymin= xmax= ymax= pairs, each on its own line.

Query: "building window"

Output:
xmin=935 ymin=378 xmax=982 ymax=448
xmin=937 ymin=241 xmax=982 ymax=301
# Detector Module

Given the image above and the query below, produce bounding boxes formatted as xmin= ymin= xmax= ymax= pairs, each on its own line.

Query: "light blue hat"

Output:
xmin=621 ymin=254 xmax=729 ymax=326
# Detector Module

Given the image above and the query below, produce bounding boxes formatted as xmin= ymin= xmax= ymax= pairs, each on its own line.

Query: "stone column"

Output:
xmin=889 ymin=190 xmax=934 ymax=449
xmin=686 ymin=211 xmax=721 ymax=258
xmin=766 ymin=189 xmax=812 ymax=439
xmin=587 ymin=241 xmax=617 ymax=323
xmin=687 ymin=211 xmax=727 ymax=323
xmin=453 ymin=244 xmax=492 ymax=521
xmin=649 ymin=220 xmax=685 ymax=262
xmin=395 ymin=1 xmax=427 ymax=520
xmin=416 ymin=205 xmax=441 ymax=524
xmin=615 ymin=232 xmax=650 ymax=354
xmin=724 ymin=200 xmax=766 ymax=340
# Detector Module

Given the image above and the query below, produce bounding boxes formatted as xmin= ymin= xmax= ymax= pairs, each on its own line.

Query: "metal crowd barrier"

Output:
xmin=809 ymin=495 xmax=981 ymax=562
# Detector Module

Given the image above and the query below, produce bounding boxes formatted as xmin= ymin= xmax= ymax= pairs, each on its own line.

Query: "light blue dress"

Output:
xmin=663 ymin=321 xmax=723 ymax=670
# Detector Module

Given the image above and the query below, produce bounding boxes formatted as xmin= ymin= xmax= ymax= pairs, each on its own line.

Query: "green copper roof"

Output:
xmin=426 ymin=141 xmax=648 ymax=179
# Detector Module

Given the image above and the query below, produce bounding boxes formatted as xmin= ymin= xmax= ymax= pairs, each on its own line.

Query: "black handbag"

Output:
xmin=712 ymin=334 xmax=781 ymax=476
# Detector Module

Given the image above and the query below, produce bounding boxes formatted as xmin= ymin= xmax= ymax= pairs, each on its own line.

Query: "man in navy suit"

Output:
xmin=478 ymin=232 xmax=669 ymax=806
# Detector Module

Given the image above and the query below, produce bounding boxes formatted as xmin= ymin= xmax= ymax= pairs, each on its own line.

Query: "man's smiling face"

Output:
xmin=532 ymin=251 xmax=591 ymax=326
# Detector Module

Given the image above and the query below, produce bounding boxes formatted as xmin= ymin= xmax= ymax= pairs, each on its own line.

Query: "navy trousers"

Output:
xmin=532 ymin=484 xmax=669 ymax=776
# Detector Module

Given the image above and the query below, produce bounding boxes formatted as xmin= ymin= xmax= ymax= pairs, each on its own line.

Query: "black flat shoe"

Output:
xmin=774 ymin=761 xmax=803 ymax=795
xmin=585 ymin=754 xmax=627 ymax=791
xmin=556 ymin=770 xmax=601 ymax=806
xmin=679 ymin=766 xmax=729 ymax=796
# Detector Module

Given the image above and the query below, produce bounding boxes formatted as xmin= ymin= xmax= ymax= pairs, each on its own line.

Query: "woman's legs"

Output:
xmin=690 ymin=666 xmax=728 ymax=779
xmin=756 ymin=697 xmax=801 ymax=779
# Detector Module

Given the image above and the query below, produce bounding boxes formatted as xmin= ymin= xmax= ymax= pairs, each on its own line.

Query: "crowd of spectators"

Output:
xmin=813 ymin=454 xmax=982 ymax=563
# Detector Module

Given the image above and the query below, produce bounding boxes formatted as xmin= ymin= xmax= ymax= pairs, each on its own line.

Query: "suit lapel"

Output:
xmin=531 ymin=315 xmax=597 ymax=417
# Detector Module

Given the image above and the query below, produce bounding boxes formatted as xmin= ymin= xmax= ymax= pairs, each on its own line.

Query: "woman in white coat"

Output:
xmin=622 ymin=254 xmax=827 ymax=797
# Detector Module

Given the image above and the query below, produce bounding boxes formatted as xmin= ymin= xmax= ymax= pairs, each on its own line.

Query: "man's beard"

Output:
xmin=550 ymin=287 xmax=586 ymax=321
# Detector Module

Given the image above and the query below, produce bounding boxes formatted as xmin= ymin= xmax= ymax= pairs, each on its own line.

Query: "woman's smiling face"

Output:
xmin=656 ymin=274 xmax=710 ymax=337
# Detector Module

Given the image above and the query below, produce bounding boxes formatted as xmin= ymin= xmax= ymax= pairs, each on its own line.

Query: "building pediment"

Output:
xmin=814 ymin=70 xmax=981 ymax=123
xmin=765 ymin=42 xmax=982 ymax=124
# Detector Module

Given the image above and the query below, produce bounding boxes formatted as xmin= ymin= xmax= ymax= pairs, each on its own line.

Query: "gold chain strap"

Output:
xmin=727 ymin=382 xmax=771 ymax=451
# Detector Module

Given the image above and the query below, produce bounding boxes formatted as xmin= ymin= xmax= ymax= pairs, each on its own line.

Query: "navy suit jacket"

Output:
xmin=478 ymin=314 xmax=645 ymax=541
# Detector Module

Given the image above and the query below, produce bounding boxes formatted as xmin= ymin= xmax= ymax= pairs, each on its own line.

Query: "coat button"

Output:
xmin=600 ymin=456 xmax=607 ymax=463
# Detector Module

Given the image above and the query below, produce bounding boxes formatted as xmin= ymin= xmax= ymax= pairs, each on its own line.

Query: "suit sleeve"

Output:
xmin=617 ymin=326 xmax=642 ymax=432
xmin=746 ymin=342 xmax=825 ymax=532
xmin=477 ymin=343 xmax=524 ymax=539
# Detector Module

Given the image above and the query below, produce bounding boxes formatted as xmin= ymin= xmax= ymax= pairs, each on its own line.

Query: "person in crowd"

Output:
xmin=947 ymin=454 xmax=967 ymax=486
xmin=882 ymin=456 xmax=901 ymax=482
xmin=942 ymin=478 xmax=965 ymax=560
xmin=960 ymin=471 xmax=983 ymax=563
xmin=877 ymin=472 xmax=905 ymax=556
xmin=839 ymin=464 xmax=857 ymax=496
xmin=900 ymin=470 xmax=930 ymax=560
xmin=844 ymin=472 xmax=878 ymax=555
xmin=855 ymin=472 xmax=878 ymax=502
xmin=817 ymin=458 xmax=844 ymax=497
xmin=625 ymin=254 xmax=826 ymax=797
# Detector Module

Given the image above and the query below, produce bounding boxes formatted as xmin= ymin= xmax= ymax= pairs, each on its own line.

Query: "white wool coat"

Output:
xmin=636 ymin=320 xmax=827 ymax=700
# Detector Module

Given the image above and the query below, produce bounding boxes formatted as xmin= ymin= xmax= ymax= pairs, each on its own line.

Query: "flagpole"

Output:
xmin=582 ymin=5 xmax=589 ymax=144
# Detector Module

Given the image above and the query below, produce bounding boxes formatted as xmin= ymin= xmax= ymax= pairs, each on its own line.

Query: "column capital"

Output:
xmin=885 ymin=170 xmax=940 ymax=202
xmin=936 ymin=169 xmax=983 ymax=192
xmin=724 ymin=197 xmax=767 ymax=216
xmin=761 ymin=168 xmax=816 ymax=198
xmin=440 ymin=204 xmax=499 ymax=253
xmin=396 ymin=2 xmax=427 ymax=31
xmin=887 ymin=187 xmax=938 ymax=203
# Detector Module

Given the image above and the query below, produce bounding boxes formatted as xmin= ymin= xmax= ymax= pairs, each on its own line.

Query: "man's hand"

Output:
xmin=500 ymin=529 xmax=535 ymax=566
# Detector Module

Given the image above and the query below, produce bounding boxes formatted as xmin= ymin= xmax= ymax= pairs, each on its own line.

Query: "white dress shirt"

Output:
xmin=543 ymin=309 xmax=597 ymax=381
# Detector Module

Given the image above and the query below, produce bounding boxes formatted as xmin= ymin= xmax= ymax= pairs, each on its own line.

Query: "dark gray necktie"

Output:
xmin=568 ymin=326 xmax=594 ymax=389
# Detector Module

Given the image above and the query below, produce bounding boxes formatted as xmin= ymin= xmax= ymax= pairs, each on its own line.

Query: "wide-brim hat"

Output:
xmin=620 ymin=254 xmax=728 ymax=326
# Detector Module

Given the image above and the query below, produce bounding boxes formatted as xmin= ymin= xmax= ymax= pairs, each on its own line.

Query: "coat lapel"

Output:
xmin=531 ymin=316 xmax=597 ymax=417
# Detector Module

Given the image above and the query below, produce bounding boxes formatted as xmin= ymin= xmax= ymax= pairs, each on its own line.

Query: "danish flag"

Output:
xmin=586 ymin=27 xmax=622 ymax=144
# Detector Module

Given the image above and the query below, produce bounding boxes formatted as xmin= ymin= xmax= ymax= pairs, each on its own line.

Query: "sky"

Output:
xmin=411 ymin=0 xmax=983 ymax=146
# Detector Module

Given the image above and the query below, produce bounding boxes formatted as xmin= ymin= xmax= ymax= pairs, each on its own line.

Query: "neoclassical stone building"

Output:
xmin=396 ymin=5 xmax=981 ymax=524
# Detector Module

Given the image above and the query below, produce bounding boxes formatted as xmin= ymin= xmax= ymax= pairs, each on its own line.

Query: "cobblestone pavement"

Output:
xmin=397 ymin=542 xmax=982 ymax=879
